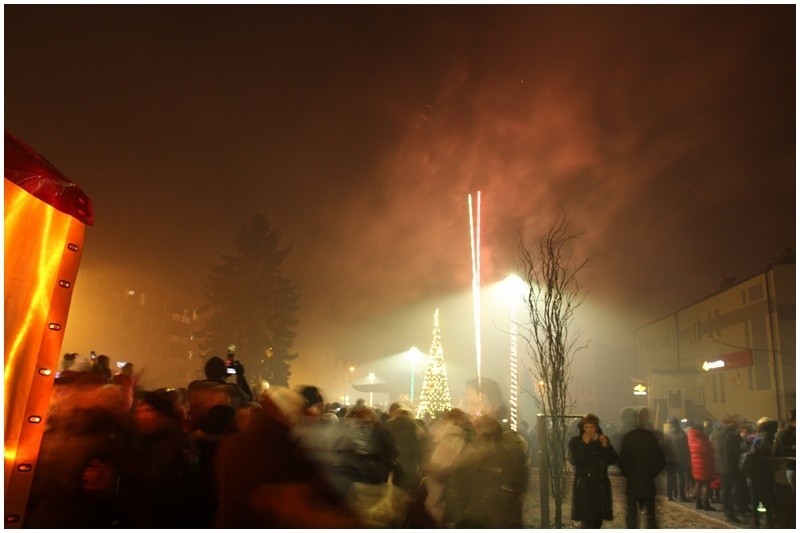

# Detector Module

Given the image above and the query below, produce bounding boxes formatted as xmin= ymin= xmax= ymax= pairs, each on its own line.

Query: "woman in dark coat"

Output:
xmin=568 ymin=413 xmax=619 ymax=528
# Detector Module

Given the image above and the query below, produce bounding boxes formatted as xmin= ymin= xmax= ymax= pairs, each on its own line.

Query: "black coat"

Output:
xmin=568 ymin=436 xmax=619 ymax=522
xmin=713 ymin=425 xmax=743 ymax=475
xmin=664 ymin=426 xmax=690 ymax=467
xmin=385 ymin=416 xmax=424 ymax=490
xmin=619 ymin=428 xmax=666 ymax=498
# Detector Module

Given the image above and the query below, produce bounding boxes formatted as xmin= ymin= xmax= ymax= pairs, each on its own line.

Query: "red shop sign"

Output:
xmin=702 ymin=350 xmax=753 ymax=371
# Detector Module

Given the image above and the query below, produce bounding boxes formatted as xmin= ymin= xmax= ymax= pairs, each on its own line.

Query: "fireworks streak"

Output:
xmin=468 ymin=191 xmax=482 ymax=386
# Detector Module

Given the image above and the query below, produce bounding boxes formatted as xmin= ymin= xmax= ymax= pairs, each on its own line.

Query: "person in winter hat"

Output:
xmin=567 ymin=413 xmax=619 ymax=528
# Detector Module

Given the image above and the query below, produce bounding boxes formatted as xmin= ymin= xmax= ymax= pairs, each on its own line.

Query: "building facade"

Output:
xmin=61 ymin=263 xmax=206 ymax=390
xmin=634 ymin=252 xmax=795 ymax=426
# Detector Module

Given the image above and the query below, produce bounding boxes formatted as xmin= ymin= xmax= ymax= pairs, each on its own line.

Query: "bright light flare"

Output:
xmin=407 ymin=346 xmax=425 ymax=364
xmin=497 ymin=274 xmax=528 ymax=303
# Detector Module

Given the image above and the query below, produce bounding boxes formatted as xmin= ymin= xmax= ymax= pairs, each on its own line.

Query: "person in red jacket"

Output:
xmin=686 ymin=422 xmax=717 ymax=511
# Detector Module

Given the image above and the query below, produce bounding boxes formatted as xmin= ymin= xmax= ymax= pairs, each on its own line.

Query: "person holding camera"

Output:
xmin=187 ymin=355 xmax=253 ymax=432
xmin=568 ymin=413 xmax=619 ymax=528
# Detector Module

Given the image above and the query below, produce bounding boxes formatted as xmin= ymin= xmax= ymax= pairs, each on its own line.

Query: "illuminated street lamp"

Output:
xmin=343 ymin=365 xmax=356 ymax=405
xmin=407 ymin=347 xmax=425 ymax=403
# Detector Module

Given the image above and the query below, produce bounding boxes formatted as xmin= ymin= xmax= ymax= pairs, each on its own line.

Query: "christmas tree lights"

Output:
xmin=416 ymin=308 xmax=453 ymax=419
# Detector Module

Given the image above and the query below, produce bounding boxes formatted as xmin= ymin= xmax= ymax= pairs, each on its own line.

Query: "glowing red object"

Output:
xmin=4 ymin=131 xmax=94 ymax=226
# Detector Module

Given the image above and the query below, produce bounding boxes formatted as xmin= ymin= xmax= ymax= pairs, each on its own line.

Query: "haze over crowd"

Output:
xmin=5 ymin=5 xmax=794 ymax=408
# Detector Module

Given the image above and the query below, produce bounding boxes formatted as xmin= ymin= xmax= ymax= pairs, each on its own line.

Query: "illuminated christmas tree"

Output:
xmin=416 ymin=308 xmax=452 ymax=419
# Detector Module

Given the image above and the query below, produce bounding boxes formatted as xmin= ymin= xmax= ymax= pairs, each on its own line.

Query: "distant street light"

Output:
xmin=342 ymin=364 xmax=357 ymax=404
xmin=338 ymin=364 xmax=353 ymax=404
xmin=368 ymin=372 xmax=376 ymax=407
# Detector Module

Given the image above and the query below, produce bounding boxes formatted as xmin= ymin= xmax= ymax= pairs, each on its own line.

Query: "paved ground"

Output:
xmin=666 ymin=497 xmax=750 ymax=530
xmin=521 ymin=470 xmax=745 ymax=529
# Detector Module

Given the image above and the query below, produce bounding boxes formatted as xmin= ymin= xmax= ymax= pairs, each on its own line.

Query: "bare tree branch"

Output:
xmin=516 ymin=208 xmax=589 ymax=528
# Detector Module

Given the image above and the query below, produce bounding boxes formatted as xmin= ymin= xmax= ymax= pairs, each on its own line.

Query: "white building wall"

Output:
xmin=635 ymin=262 xmax=794 ymax=425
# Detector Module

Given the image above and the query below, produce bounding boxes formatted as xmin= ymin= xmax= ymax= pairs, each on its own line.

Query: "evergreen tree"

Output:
xmin=198 ymin=214 xmax=299 ymax=387
xmin=416 ymin=308 xmax=452 ymax=419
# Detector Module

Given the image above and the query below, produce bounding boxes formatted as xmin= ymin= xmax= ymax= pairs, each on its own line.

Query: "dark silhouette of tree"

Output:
xmin=518 ymin=209 xmax=589 ymax=529
xmin=198 ymin=214 xmax=299 ymax=387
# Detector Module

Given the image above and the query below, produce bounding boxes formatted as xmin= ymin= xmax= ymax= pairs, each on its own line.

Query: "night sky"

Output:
xmin=5 ymin=5 xmax=795 ymax=411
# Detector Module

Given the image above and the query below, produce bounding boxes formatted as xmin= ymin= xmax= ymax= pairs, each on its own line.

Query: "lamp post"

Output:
xmin=500 ymin=274 xmax=527 ymax=432
xmin=407 ymin=347 xmax=425 ymax=403
xmin=344 ymin=365 xmax=356 ymax=406
xmin=368 ymin=372 xmax=375 ymax=407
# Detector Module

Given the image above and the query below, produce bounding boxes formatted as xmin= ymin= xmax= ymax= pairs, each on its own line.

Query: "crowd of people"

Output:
xmin=23 ymin=354 xmax=533 ymax=528
xmin=20 ymin=352 xmax=796 ymax=529
xmin=568 ymin=407 xmax=796 ymax=528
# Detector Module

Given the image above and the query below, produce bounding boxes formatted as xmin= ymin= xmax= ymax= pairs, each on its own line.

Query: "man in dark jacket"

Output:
xmin=619 ymin=408 xmax=666 ymax=528
xmin=664 ymin=417 xmax=691 ymax=501
xmin=187 ymin=356 xmax=253 ymax=431
xmin=384 ymin=403 xmax=426 ymax=491
xmin=773 ymin=408 xmax=795 ymax=490
xmin=713 ymin=414 xmax=746 ymax=523
xmin=745 ymin=417 xmax=779 ymax=528
xmin=773 ymin=409 xmax=795 ymax=528
xmin=610 ymin=406 xmax=638 ymax=453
